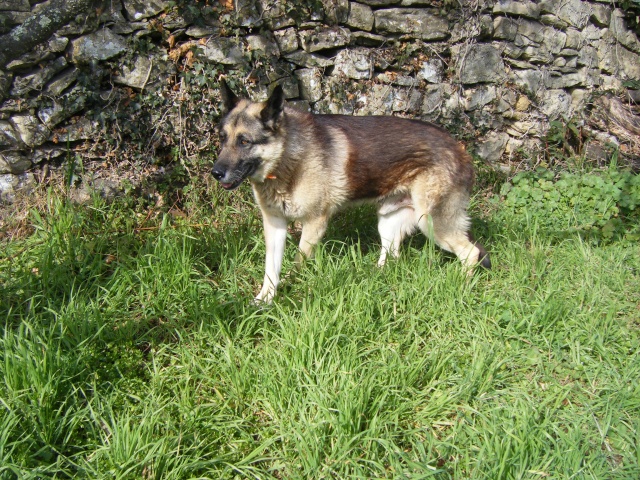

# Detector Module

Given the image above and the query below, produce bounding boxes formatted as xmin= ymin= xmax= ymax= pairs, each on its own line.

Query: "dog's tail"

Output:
xmin=468 ymin=232 xmax=491 ymax=269
xmin=475 ymin=241 xmax=491 ymax=269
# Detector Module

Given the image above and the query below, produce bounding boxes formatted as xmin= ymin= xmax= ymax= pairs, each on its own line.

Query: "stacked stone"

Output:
xmin=0 ymin=0 xmax=180 ymax=200
xmin=1 ymin=0 xmax=639 ymax=202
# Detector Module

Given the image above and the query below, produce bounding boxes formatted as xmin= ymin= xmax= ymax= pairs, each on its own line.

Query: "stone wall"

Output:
xmin=1 ymin=0 xmax=639 ymax=202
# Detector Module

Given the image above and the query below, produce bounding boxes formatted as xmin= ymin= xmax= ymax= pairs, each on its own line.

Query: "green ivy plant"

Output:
xmin=497 ymin=167 xmax=640 ymax=243
xmin=620 ymin=0 xmax=640 ymax=35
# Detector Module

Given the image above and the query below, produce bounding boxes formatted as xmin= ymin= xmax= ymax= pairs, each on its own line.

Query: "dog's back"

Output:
xmin=310 ymin=114 xmax=474 ymax=201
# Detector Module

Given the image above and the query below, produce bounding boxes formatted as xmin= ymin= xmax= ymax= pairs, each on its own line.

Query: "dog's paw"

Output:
xmin=254 ymin=287 xmax=275 ymax=305
xmin=252 ymin=296 xmax=271 ymax=307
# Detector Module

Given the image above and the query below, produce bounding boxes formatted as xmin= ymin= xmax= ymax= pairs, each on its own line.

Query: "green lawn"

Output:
xmin=1 ymin=183 xmax=639 ymax=479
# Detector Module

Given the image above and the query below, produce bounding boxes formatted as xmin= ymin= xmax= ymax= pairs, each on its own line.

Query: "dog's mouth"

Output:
xmin=217 ymin=161 xmax=259 ymax=190
xmin=220 ymin=179 xmax=243 ymax=190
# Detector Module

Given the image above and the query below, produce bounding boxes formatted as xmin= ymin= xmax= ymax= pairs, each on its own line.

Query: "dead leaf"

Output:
xmin=185 ymin=50 xmax=195 ymax=68
xmin=168 ymin=41 xmax=197 ymax=63
xmin=219 ymin=0 xmax=234 ymax=10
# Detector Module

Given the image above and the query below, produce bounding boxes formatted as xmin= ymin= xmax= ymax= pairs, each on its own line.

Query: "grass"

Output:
xmin=1 ymin=182 xmax=639 ymax=479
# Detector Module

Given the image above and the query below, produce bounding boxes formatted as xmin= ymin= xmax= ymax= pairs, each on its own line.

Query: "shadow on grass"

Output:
xmin=2 ymin=188 xmax=552 ymax=345
xmin=318 ymin=204 xmax=498 ymax=266
xmin=0 ymin=197 xmax=259 ymax=346
xmin=6 ymin=188 xmax=615 ymax=349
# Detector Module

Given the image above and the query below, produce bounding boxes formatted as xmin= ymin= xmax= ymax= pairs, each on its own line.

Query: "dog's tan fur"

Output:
xmin=213 ymin=82 xmax=490 ymax=303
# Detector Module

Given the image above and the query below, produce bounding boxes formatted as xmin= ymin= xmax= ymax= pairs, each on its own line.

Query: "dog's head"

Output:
xmin=212 ymin=81 xmax=286 ymax=190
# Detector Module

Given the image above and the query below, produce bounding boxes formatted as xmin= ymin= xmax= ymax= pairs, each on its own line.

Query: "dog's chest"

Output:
xmin=253 ymin=181 xmax=311 ymax=219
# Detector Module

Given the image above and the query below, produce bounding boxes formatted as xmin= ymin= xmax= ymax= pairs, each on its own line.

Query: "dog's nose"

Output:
xmin=212 ymin=167 xmax=225 ymax=181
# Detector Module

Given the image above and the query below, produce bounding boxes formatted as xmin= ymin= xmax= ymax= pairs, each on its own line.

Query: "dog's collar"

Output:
xmin=266 ymin=174 xmax=277 ymax=180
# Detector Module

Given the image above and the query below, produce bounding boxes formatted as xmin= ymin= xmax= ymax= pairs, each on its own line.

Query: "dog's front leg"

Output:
xmin=295 ymin=215 xmax=329 ymax=266
xmin=255 ymin=212 xmax=288 ymax=304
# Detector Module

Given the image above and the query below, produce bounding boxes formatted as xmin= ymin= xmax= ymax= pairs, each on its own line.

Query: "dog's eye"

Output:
xmin=239 ymin=138 xmax=252 ymax=147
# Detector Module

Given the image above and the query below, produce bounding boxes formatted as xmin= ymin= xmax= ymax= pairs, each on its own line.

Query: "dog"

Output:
xmin=212 ymin=81 xmax=490 ymax=303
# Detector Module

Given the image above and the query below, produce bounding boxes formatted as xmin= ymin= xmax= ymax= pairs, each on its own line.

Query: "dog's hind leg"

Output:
xmin=412 ymin=182 xmax=490 ymax=270
xmin=430 ymin=210 xmax=480 ymax=269
xmin=377 ymin=206 xmax=416 ymax=267
xmin=424 ymin=194 xmax=489 ymax=270
xmin=255 ymin=212 xmax=288 ymax=304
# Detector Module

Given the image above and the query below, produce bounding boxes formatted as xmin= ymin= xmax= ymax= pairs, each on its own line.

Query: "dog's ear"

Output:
xmin=220 ymin=80 xmax=239 ymax=112
xmin=261 ymin=84 xmax=284 ymax=130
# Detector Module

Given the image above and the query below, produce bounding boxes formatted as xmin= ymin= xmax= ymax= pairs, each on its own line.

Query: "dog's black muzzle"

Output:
xmin=211 ymin=158 xmax=259 ymax=190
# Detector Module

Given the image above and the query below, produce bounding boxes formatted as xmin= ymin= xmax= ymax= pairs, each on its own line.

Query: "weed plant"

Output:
xmin=1 ymin=168 xmax=639 ymax=478
xmin=499 ymin=166 xmax=640 ymax=243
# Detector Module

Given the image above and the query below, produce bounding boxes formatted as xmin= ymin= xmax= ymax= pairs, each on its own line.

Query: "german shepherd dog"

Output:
xmin=213 ymin=81 xmax=490 ymax=303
